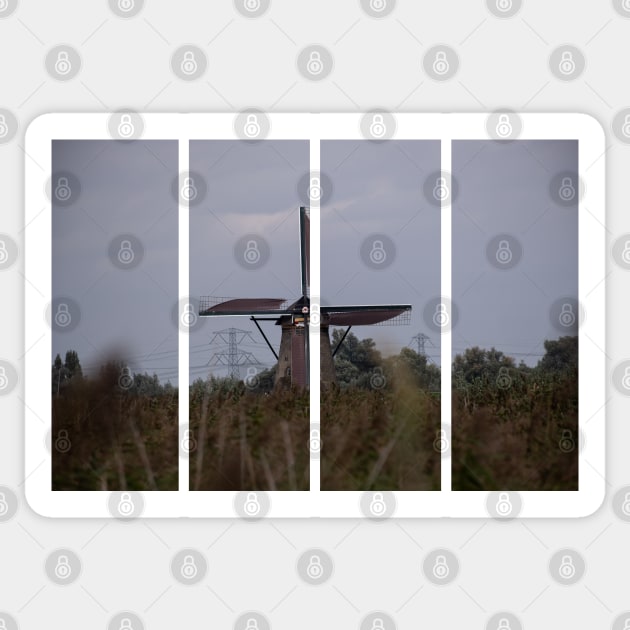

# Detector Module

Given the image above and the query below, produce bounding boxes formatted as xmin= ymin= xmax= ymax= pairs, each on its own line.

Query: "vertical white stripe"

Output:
xmin=178 ymin=140 xmax=190 ymax=493
xmin=441 ymin=139 xmax=452 ymax=494
xmin=310 ymin=135 xmax=321 ymax=493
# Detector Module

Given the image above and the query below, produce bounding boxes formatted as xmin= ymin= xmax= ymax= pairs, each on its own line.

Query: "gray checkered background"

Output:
xmin=1 ymin=0 xmax=629 ymax=628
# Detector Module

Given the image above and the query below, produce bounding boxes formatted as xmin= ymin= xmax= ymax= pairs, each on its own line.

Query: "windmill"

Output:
xmin=199 ymin=207 xmax=412 ymax=388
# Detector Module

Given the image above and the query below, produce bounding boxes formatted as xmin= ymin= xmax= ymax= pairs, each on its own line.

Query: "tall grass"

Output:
xmin=321 ymin=360 xmax=441 ymax=491
xmin=451 ymin=369 xmax=578 ymax=490
xmin=52 ymin=366 xmax=178 ymax=491
xmin=189 ymin=379 xmax=310 ymax=491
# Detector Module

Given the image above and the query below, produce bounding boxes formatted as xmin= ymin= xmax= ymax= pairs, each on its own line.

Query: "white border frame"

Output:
xmin=25 ymin=113 xmax=605 ymax=518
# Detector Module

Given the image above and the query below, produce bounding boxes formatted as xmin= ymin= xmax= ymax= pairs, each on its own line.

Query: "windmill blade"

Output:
xmin=299 ymin=206 xmax=309 ymax=298
xmin=321 ymin=304 xmax=411 ymax=326
xmin=199 ymin=297 xmax=290 ymax=316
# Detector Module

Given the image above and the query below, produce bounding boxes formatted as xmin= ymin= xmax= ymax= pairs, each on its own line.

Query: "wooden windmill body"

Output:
xmin=199 ymin=207 xmax=411 ymax=387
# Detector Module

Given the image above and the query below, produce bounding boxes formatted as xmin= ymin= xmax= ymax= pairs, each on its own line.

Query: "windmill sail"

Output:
xmin=199 ymin=297 xmax=290 ymax=316
xmin=300 ymin=206 xmax=309 ymax=297
xmin=321 ymin=304 xmax=411 ymax=327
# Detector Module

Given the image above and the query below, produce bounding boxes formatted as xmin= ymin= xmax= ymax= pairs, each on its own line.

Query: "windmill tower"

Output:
xmin=199 ymin=207 xmax=412 ymax=388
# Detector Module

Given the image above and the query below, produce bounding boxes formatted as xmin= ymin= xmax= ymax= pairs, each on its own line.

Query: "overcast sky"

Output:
xmin=321 ymin=140 xmax=442 ymax=361
xmin=52 ymin=138 xmax=578 ymax=384
xmin=189 ymin=140 xmax=309 ymax=381
xmin=452 ymin=140 xmax=578 ymax=365
xmin=52 ymin=140 xmax=179 ymax=382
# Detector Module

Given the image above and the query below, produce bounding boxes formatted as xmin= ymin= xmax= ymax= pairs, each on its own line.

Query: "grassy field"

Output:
xmin=52 ymin=370 xmax=178 ymax=491
xmin=188 ymin=379 xmax=310 ymax=491
xmin=451 ymin=370 xmax=578 ymax=491
xmin=321 ymin=384 xmax=441 ymax=491
xmin=52 ymin=337 xmax=577 ymax=493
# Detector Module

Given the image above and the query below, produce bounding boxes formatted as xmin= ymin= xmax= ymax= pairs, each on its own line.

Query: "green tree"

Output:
xmin=63 ymin=350 xmax=83 ymax=380
xmin=330 ymin=329 xmax=383 ymax=388
xmin=388 ymin=347 xmax=441 ymax=392
xmin=52 ymin=353 xmax=69 ymax=395
xmin=537 ymin=336 xmax=578 ymax=374
xmin=452 ymin=346 xmax=515 ymax=384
